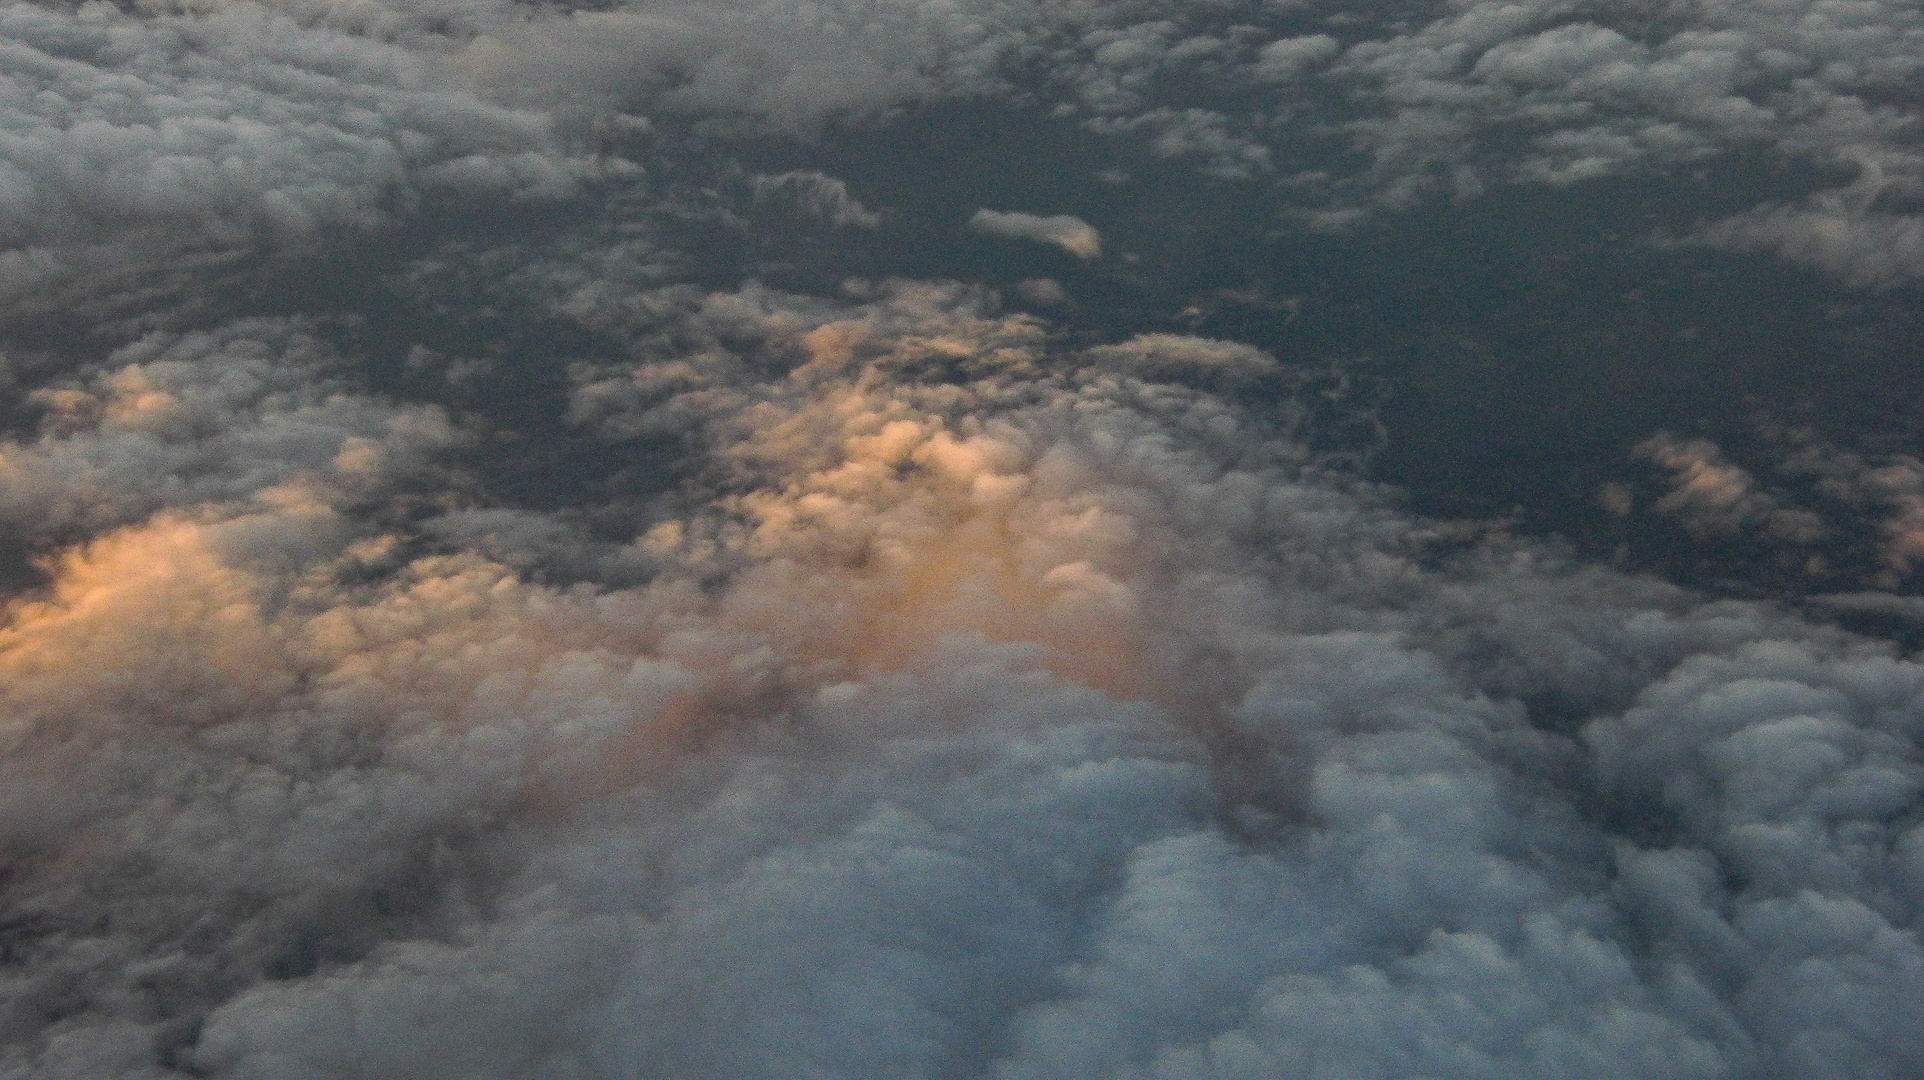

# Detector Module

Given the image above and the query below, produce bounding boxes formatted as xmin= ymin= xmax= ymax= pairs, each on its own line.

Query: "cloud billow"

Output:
xmin=0 ymin=1 xmax=1920 ymax=1077
xmin=0 ymin=284 xmax=1916 ymax=1078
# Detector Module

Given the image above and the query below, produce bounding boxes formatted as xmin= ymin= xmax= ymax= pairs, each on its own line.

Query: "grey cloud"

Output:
xmin=15 ymin=0 xmax=1915 ymax=287
xmin=1252 ymin=33 xmax=1339 ymax=81
xmin=454 ymin=0 xmax=1051 ymax=128
xmin=1697 ymin=202 xmax=1924 ymax=288
xmin=1082 ymin=333 xmax=1279 ymax=386
xmin=1809 ymin=591 xmax=1924 ymax=627
xmin=750 ymin=170 xmax=881 ymax=227
xmin=0 ymin=2 xmax=619 ymax=310
xmin=1014 ymin=278 xmax=1068 ymax=306
xmin=1605 ymin=429 xmax=1924 ymax=590
xmin=1085 ymin=107 xmax=1273 ymax=179
xmin=969 ymin=209 xmax=1103 ymax=259
xmin=0 ymin=321 xmax=457 ymax=544
xmin=1786 ymin=440 xmax=1924 ymax=579
xmin=1260 ymin=1 xmax=1924 ymax=267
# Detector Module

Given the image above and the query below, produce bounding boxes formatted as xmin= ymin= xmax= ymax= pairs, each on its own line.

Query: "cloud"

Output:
xmin=0 ymin=321 xmax=457 ymax=547
xmin=451 ymin=0 xmax=1050 ymax=129
xmin=1252 ymin=34 xmax=1340 ymax=82
xmin=0 ymin=2 xmax=626 ymax=317
xmin=969 ymin=210 xmax=1104 ymax=259
xmin=1084 ymin=108 xmax=1274 ymax=179
xmin=1636 ymin=433 xmax=1825 ymax=544
xmin=0 ymin=0 xmax=1922 ymax=1075
xmin=1625 ymin=429 xmax=1924 ymax=587
xmin=488 ymin=0 xmax=1924 ymax=280
xmin=1696 ymin=203 xmax=1924 ymax=289
xmin=1014 ymin=278 xmax=1069 ymax=306
xmin=8 ymin=0 xmax=1921 ymax=295
xmin=751 ymin=171 xmax=881 ymax=228
xmin=1786 ymin=440 xmax=1924 ymax=580
xmin=0 ymin=285 xmax=1920 ymax=1078
xmin=1082 ymin=333 xmax=1279 ymax=386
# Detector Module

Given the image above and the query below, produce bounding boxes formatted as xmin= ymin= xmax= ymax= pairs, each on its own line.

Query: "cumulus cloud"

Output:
xmin=0 ymin=2 xmax=632 ymax=314
xmin=1 ymin=0 xmax=1923 ymax=1076
xmin=452 ymin=0 xmax=1042 ymax=128
xmin=1637 ymin=433 xmax=1826 ymax=544
xmin=1785 ymin=440 xmax=1924 ymax=581
xmin=0 ymin=283 xmax=1920 ymax=1078
xmin=969 ymin=210 xmax=1104 ymax=259
xmin=8 ymin=0 xmax=1920 ymax=292
xmin=0 ymin=321 xmax=457 ymax=544
xmin=1252 ymin=33 xmax=1340 ymax=82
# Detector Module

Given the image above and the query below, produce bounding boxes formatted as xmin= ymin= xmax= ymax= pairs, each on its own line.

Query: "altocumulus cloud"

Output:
xmin=0 ymin=1 xmax=1921 ymax=1078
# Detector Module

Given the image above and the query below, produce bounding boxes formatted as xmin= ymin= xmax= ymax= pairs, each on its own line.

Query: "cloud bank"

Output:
xmin=0 ymin=1 xmax=1919 ymax=1077
xmin=0 ymin=283 xmax=1919 ymax=1079
xmin=4 ymin=0 xmax=1923 ymax=293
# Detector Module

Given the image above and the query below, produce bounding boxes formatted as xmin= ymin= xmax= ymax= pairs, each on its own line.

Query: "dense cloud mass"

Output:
xmin=0 ymin=1 xmax=1922 ymax=1078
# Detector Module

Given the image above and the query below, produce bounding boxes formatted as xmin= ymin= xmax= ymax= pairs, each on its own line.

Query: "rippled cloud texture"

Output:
xmin=1 ymin=2 xmax=1923 ymax=1079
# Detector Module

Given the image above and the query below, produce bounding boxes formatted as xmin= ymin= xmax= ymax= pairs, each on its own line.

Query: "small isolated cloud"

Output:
xmin=1637 ymin=433 xmax=1825 ymax=543
xmin=969 ymin=210 xmax=1103 ymax=259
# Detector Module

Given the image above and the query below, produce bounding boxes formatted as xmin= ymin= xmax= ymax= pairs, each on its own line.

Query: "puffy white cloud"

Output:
xmin=5 ymin=0 xmax=1919 ymax=291
xmin=0 ymin=321 xmax=456 ymax=544
xmin=1272 ymin=0 xmax=1924 ymax=273
xmin=1696 ymin=202 xmax=1924 ymax=289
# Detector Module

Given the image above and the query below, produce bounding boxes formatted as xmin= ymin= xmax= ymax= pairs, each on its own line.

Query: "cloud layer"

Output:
xmin=0 ymin=284 xmax=1919 ymax=1078
xmin=7 ymin=0 xmax=1923 ymax=300
xmin=0 ymin=2 xmax=1920 ymax=1078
